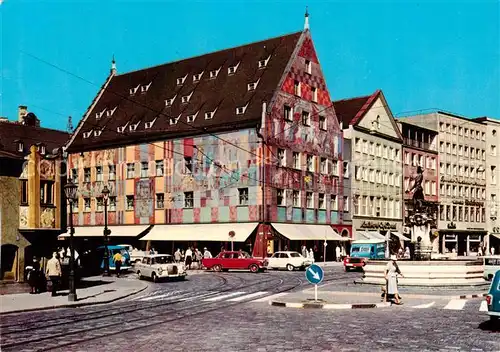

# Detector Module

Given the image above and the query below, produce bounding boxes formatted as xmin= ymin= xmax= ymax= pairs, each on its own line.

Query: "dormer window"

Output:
xmin=193 ymin=72 xmax=204 ymax=82
xmin=83 ymin=131 xmax=93 ymax=138
xmin=141 ymin=82 xmax=152 ymax=93
xmin=170 ymin=114 xmax=181 ymax=125
xmin=247 ymin=79 xmax=260 ymax=91
xmin=205 ymin=108 xmax=217 ymax=120
xmin=181 ymin=92 xmax=193 ymax=103
xmin=165 ymin=95 xmax=177 ymax=107
xmin=228 ymin=62 xmax=240 ymax=75
xmin=17 ymin=142 xmax=24 ymax=152
xmin=106 ymin=107 xmax=117 ymax=117
xmin=129 ymin=84 xmax=140 ymax=96
xmin=187 ymin=111 xmax=199 ymax=123
xmin=96 ymin=109 xmax=106 ymax=119
xmin=117 ymin=123 xmax=129 ymax=133
xmin=258 ymin=55 xmax=271 ymax=68
xmin=145 ymin=118 xmax=157 ymax=129
xmin=129 ymin=122 xmax=140 ymax=132
xmin=94 ymin=129 xmax=102 ymax=137
xmin=209 ymin=67 xmax=221 ymax=79
xmin=305 ymin=60 xmax=312 ymax=74
xmin=176 ymin=75 xmax=187 ymax=85
xmin=236 ymin=104 xmax=249 ymax=115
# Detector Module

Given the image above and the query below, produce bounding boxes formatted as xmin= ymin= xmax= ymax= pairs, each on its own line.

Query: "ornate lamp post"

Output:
xmin=64 ymin=181 xmax=78 ymax=302
xmin=102 ymin=185 xmax=111 ymax=276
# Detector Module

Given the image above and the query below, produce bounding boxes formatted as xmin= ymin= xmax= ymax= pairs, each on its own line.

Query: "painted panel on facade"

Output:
xmin=19 ymin=206 xmax=28 ymax=229
xmin=277 ymin=207 xmax=286 ymax=222
xmin=292 ymin=208 xmax=302 ymax=222
xmin=40 ymin=208 xmax=55 ymax=228
xmin=305 ymin=209 xmax=315 ymax=223
xmin=135 ymin=179 xmax=154 ymax=223
xmin=318 ymin=210 xmax=327 ymax=224
xmin=237 ymin=206 xmax=249 ymax=221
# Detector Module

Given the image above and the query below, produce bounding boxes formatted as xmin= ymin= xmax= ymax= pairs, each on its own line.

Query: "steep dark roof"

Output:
xmin=332 ymin=90 xmax=380 ymax=128
xmin=0 ymin=120 xmax=69 ymax=157
xmin=68 ymin=31 xmax=303 ymax=152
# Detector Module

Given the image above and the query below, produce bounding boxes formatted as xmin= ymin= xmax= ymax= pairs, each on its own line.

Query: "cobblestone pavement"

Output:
xmin=2 ymin=268 xmax=498 ymax=352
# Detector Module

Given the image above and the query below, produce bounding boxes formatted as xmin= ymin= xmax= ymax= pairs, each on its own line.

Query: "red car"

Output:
xmin=202 ymin=251 xmax=268 ymax=273
xmin=343 ymin=257 xmax=367 ymax=272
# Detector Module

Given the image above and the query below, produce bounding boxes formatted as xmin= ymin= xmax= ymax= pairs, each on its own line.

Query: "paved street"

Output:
xmin=1 ymin=267 xmax=498 ymax=352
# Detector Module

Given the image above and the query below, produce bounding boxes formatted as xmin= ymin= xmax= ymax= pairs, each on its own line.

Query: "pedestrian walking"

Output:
xmin=308 ymin=248 xmax=315 ymax=263
xmin=301 ymin=245 xmax=308 ymax=258
xmin=404 ymin=247 xmax=411 ymax=259
xmin=335 ymin=245 xmax=341 ymax=262
xmin=195 ymin=248 xmax=203 ymax=269
xmin=174 ymin=248 xmax=182 ymax=263
xmin=385 ymin=254 xmax=404 ymax=304
xmin=113 ymin=251 xmax=123 ymax=277
xmin=28 ymin=256 xmax=41 ymax=294
xmin=203 ymin=247 xmax=212 ymax=259
xmin=185 ymin=247 xmax=193 ymax=270
xmin=46 ymin=252 xmax=62 ymax=297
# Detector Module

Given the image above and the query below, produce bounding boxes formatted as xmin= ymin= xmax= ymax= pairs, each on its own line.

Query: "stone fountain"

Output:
xmin=358 ymin=167 xmax=487 ymax=287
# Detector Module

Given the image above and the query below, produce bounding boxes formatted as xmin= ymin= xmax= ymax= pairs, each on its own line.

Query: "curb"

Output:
xmin=270 ymin=301 xmax=391 ymax=309
xmin=458 ymin=293 xmax=487 ymax=299
xmin=0 ymin=283 xmax=147 ymax=316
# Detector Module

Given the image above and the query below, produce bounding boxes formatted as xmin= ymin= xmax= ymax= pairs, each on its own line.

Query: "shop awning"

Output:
xmin=59 ymin=225 xmax=150 ymax=238
xmin=271 ymin=223 xmax=349 ymax=241
xmin=389 ymin=231 xmax=411 ymax=241
xmin=141 ymin=223 xmax=259 ymax=242
xmin=358 ymin=231 xmax=385 ymax=240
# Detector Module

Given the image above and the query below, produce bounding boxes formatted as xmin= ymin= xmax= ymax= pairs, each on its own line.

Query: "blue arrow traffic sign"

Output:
xmin=305 ymin=263 xmax=324 ymax=285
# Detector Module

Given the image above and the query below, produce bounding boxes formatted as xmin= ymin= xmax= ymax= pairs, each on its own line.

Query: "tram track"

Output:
xmin=1 ymin=272 xmax=302 ymax=351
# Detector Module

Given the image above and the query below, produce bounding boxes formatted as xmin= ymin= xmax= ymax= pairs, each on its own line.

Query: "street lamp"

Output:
xmin=64 ymin=181 xmax=78 ymax=302
xmin=102 ymin=185 xmax=111 ymax=276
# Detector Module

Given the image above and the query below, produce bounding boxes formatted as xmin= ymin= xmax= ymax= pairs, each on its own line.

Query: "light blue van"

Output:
xmin=344 ymin=240 xmax=386 ymax=271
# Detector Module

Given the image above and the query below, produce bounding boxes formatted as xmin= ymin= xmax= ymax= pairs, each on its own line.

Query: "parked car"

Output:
xmin=481 ymin=255 xmax=500 ymax=281
xmin=202 ymin=251 xmax=267 ymax=273
xmin=343 ymin=240 xmax=385 ymax=272
xmin=136 ymin=254 xmax=186 ymax=282
xmin=267 ymin=251 xmax=312 ymax=271
xmin=485 ymin=269 xmax=500 ymax=322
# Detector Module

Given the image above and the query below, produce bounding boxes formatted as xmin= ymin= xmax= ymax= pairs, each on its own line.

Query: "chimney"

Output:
xmin=18 ymin=106 xmax=28 ymax=123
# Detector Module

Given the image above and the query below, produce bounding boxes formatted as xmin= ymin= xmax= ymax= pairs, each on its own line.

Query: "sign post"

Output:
xmin=228 ymin=231 xmax=235 ymax=252
xmin=305 ymin=263 xmax=324 ymax=302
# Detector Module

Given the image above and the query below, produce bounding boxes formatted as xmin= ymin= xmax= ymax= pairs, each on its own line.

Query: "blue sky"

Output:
xmin=1 ymin=0 xmax=499 ymax=130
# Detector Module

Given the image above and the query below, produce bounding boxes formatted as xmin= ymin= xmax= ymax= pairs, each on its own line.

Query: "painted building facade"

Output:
xmin=65 ymin=19 xmax=349 ymax=259
xmin=334 ymin=90 xmax=404 ymax=246
xmin=0 ymin=107 xmax=68 ymax=281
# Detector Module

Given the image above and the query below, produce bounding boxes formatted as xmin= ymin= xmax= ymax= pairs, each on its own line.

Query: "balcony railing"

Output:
xmin=404 ymin=138 xmax=437 ymax=151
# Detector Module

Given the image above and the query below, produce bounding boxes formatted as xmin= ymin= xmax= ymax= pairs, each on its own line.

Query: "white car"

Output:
xmin=136 ymin=254 xmax=186 ymax=282
xmin=267 ymin=251 xmax=312 ymax=271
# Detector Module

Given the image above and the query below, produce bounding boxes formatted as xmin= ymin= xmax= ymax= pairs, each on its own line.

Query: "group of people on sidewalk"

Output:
xmin=27 ymin=252 xmax=63 ymax=297
xmin=173 ymin=247 xmax=213 ymax=269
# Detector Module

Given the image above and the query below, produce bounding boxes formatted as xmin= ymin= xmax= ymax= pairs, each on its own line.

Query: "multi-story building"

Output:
xmin=474 ymin=117 xmax=500 ymax=254
xmin=333 ymin=90 xmax=404 ymax=247
xmin=64 ymin=17 xmax=350 ymax=260
xmin=400 ymin=111 xmax=487 ymax=256
xmin=0 ymin=107 xmax=69 ymax=281
xmin=397 ymin=120 xmax=439 ymax=239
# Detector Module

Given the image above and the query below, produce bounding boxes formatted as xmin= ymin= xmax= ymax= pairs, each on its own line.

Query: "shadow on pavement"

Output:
xmin=76 ymin=279 xmax=112 ymax=289
xmin=478 ymin=319 xmax=500 ymax=332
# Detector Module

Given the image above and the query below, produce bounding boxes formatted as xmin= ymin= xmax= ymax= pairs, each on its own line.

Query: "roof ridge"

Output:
xmin=116 ymin=30 xmax=303 ymax=77
xmin=332 ymin=92 xmax=374 ymax=103
xmin=0 ymin=120 xmax=69 ymax=135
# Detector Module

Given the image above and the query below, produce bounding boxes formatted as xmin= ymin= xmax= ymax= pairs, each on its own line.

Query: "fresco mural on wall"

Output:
xmin=40 ymin=208 xmax=55 ymax=228
xmin=135 ymin=179 xmax=154 ymax=222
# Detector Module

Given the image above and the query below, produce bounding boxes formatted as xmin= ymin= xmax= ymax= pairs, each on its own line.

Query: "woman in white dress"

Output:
xmin=385 ymin=254 xmax=404 ymax=304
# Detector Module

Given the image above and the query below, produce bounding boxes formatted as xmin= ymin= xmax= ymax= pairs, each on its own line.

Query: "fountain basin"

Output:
xmin=358 ymin=259 xmax=488 ymax=287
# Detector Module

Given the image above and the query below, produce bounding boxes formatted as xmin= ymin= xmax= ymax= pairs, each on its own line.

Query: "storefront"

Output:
xmin=439 ymin=228 xmax=487 ymax=256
